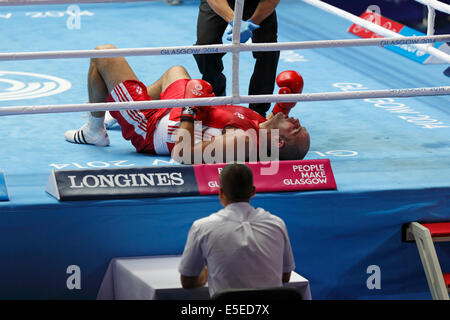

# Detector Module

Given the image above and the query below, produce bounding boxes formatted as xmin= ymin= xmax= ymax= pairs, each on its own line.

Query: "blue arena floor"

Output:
xmin=0 ymin=0 xmax=449 ymax=299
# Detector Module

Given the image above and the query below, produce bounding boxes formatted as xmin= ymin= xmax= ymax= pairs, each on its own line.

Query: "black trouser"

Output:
xmin=194 ymin=0 xmax=280 ymax=117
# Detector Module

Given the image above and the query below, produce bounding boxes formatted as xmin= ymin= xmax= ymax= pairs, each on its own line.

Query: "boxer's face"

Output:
xmin=275 ymin=114 xmax=308 ymax=141
xmin=275 ymin=114 xmax=310 ymax=160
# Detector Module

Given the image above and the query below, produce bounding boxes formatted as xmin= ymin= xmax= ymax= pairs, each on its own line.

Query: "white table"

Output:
xmin=97 ymin=255 xmax=312 ymax=300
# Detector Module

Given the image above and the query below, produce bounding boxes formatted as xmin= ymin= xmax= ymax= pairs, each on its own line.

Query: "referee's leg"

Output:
xmin=194 ymin=2 xmax=228 ymax=97
xmin=249 ymin=12 xmax=280 ymax=117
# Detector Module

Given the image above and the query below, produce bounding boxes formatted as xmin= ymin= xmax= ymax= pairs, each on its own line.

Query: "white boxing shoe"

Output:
xmin=104 ymin=111 xmax=119 ymax=129
xmin=64 ymin=123 xmax=110 ymax=147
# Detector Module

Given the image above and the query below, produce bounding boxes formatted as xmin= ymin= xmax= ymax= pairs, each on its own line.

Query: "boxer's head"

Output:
xmin=265 ymin=113 xmax=310 ymax=160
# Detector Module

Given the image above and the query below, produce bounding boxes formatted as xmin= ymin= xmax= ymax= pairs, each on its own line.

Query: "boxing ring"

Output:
xmin=0 ymin=0 xmax=449 ymax=299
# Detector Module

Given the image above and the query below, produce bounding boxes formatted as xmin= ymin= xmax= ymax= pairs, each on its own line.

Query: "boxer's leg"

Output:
xmin=91 ymin=44 xmax=140 ymax=128
xmin=65 ymin=44 xmax=139 ymax=146
xmin=146 ymin=65 xmax=191 ymax=100
xmin=91 ymin=44 xmax=139 ymax=96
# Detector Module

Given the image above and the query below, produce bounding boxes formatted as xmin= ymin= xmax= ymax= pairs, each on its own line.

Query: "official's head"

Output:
xmin=219 ymin=163 xmax=256 ymax=206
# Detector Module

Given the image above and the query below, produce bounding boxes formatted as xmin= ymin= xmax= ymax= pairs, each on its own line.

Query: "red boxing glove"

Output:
xmin=181 ymin=79 xmax=215 ymax=122
xmin=272 ymin=70 xmax=304 ymax=116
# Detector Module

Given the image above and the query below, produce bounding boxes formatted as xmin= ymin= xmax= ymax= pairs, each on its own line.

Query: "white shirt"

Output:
xmin=178 ymin=202 xmax=296 ymax=297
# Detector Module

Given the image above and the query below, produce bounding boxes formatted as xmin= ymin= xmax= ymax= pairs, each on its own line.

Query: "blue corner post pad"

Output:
xmin=0 ymin=171 xmax=9 ymax=201
xmin=444 ymin=66 xmax=450 ymax=77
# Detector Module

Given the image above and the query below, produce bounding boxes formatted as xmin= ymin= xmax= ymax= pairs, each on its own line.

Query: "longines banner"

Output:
xmin=46 ymin=160 xmax=337 ymax=201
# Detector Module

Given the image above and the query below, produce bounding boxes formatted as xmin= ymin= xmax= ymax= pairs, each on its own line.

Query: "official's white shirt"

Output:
xmin=178 ymin=202 xmax=296 ymax=297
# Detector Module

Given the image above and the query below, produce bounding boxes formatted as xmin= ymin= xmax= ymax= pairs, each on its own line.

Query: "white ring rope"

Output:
xmin=0 ymin=0 xmax=448 ymax=116
xmin=1 ymin=35 xmax=449 ymax=61
xmin=414 ymin=0 xmax=450 ymax=15
xmin=427 ymin=5 xmax=436 ymax=37
xmin=301 ymin=0 xmax=450 ymax=64
xmin=0 ymin=87 xmax=448 ymax=116
xmin=231 ymin=0 xmax=244 ymax=102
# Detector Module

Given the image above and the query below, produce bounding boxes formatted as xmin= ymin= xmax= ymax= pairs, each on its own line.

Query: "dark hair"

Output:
xmin=219 ymin=163 xmax=254 ymax=202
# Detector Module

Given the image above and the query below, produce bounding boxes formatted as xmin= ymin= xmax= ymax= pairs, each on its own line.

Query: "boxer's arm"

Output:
xmin=207 ymin=0 xmax=234 ymax=23
xmin=172 ymin=79 xmax=217 ymax=163
xmin=172 ymin=126 xmax=256 ymax=164
xmin=249 ymin=0 xmax=280 ymax=25
xmin=174 ymin=120 xmax=195 ymax=162
xmin=272 ymin=71 xmax=304 ymax=116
